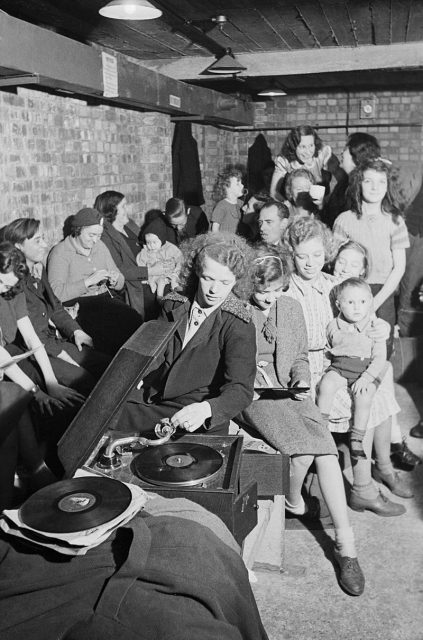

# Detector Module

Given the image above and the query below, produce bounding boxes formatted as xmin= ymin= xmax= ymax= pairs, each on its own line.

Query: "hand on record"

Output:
xmin=171 ymin=402 xmax=212 ymax=432
xmin=292 ymin=379 xmax=310 ymax=401
xmin=46 ymin=382 xmax=85 ymax=407
xmin=73 ymin=329 xmax=93 ymax=350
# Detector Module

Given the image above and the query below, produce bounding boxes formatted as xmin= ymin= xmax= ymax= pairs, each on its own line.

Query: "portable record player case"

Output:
xmin=58 ymin=320 xmax=258 ymax=544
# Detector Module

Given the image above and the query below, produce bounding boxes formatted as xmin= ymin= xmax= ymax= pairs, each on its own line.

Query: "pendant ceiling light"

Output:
xmin=257 ymin=80 xmax=287 ymax=97
xmin=99 ymin=0 xmax=162 ymax=20
xmin=204 ymin=48 xmax=246 ymax=75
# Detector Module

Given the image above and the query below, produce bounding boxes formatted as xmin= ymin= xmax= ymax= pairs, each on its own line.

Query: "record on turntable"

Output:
xmin=19 ymin=476 xmax=132 ymax=533
xmin=132 ymin=442 xmax=223 ymax=487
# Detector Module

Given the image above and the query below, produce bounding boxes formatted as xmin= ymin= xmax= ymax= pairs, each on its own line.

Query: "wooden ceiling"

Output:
xmin=2 ymin=0 xmax=423 ymax=97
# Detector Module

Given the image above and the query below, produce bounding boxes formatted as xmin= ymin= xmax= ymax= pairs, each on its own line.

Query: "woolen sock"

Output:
xmin=335 ymin=526 xmax=357 ymax=558
xmin=352 ymin=480 xmax=378 ymax=500
xmin=375 ymin=460 xmax=395 ymax=476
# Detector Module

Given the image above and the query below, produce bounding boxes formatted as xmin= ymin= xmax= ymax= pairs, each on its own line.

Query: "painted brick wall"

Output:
xmin=0 ymin=87 xmax=173 ymax=245
xmin=195 ymin=89 xmax=423 ymax=215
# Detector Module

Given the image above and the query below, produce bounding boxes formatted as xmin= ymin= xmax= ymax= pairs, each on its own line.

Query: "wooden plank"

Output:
xmin=391 ymin=0 xmax=413 ymax=43
xmin=319 ymin=0 xmax=357 ymax=46
xmin=345 ymin=1 xmax=373 ymax=45
xmin=143 ymin=41 xmax=423 ymax=79
xmin=406 ymin=0 xmax=423 ymax=41
xmin=369 ymin=0 xmax=392 ymax=45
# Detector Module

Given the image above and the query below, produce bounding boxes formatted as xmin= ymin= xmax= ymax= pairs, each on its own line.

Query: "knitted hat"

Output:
xmin=141 ymin=216 xmax=168 ymax=246
xmin=73 ymin=208 xmax=103 ymax=227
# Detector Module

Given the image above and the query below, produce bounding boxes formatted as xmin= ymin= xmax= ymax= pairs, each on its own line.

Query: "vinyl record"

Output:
xmin=19 ymin=476 xmax=132 ymax=534
xmin=133 ymin=442 xmax=223 ymax=487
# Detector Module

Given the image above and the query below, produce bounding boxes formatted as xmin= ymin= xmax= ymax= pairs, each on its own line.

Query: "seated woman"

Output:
xmin=47 ymin=208 xmax=142 ymax=355
xmin=284 ymin=218 xmax=407 ymax=516
xmin=94 ymin=190 xmax=168 ymax=319
xmin=115 ymin=232 xmax=257 ymax=436
xmin=237 ymin=244 xmax=365 ymax=597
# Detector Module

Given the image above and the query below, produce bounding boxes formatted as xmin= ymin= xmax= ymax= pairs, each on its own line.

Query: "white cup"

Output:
xmin=309 ymin=184 xmax=325 ymax=201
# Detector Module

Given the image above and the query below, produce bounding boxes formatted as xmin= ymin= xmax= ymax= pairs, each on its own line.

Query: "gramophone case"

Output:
xmin=58 ymin=320 xmax=258 ymax=544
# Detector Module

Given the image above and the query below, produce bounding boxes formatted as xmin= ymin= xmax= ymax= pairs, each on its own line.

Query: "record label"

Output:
xmin=19 ymin=477 xmax=132 ymax=534
xmin=133 ymin=442 xmax=223 ymax=487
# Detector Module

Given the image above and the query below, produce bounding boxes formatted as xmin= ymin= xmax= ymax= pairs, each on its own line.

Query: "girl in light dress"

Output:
xmin=284 ymin=219 xmax=409 ymax=516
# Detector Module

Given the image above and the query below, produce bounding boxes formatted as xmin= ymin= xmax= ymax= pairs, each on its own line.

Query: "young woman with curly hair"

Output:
xmin=115 ymin=232 xmax=257 ymax=436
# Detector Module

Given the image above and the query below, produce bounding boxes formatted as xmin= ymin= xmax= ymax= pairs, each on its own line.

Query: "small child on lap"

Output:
xmin=318 ymin=277 xmax=387 ymax=459
xmin=137 ymin=218 xmax=183 ymax=298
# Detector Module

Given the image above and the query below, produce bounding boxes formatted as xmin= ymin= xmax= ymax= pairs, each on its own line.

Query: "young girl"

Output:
xmin=210 ymin=167 xmax=246 ymax=235
xmin=237 ymin=244 xmax=365 ymax=596
xmin=333 ymin=158 xmax=410 ymax=357
xmin=270 ymin=125 xmax=333 ymax=202
xmin=136 ymin=217 xmax=183 ymax=298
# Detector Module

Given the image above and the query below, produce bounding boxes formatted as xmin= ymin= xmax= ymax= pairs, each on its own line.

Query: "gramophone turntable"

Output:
xmin=58 ymin=320 xmax=258 ymax=544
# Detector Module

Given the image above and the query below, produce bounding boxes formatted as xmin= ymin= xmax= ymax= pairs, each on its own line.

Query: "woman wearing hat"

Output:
xmin=47 ymin=208 xmax=142 ymax=355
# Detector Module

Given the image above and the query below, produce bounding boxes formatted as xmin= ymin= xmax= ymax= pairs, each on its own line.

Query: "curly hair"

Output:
xmin=348 ymin=158 xmax=402 ymax=221
xmin=334 ymin=240 xmax=370 ymax=280
xmin=94 ymin=190 xmax=125 ymax=223
xmin=178 ymin=232 xmax=253 ymax=301
xmin=285 ymin=218 xmax=337 ymax=263
xmin=284 ymin=168 xmax=316 ymax=203
xmin=281 ymin=126 xmax=323 ymax=163
xmin=213 ymin=166 xmax=244 ymax=202
xmin=0 ymin=242 xmax=28 ymax=299
xmin=346 ymin=132 xmax=380 ymax=166
xmin=251 ymin=243 xmax=292 ymax=292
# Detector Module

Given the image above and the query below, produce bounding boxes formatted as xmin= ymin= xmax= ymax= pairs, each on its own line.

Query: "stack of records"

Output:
xmin=0 ymin=474 xmax=147 ymax=556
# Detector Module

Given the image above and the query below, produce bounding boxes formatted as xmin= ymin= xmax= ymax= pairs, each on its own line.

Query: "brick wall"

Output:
xmin=195 ymin=89 xmax=423 ymax=215
xmin=0 ymin=87 xmax=173 ymax=245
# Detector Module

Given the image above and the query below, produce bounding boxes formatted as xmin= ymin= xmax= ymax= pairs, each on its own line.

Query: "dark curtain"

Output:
xmin=172 ymin=122 xmax=205 ymax=206
xmin=247 ymin=134 xmax=274 ymax=196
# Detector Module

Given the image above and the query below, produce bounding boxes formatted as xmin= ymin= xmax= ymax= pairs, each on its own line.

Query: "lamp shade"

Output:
xmin=205 ymin=49 xmax=246 ymax=75
xmin=257 ymin=81 xmax=287 ymax=97
xmin=99 ymin=0 xmax=162 ymax=20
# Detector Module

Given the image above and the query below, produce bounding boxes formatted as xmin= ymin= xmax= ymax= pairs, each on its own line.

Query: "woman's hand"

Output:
xmin=171 ymin=402 xmax=212 ymax=432
xmin=108 ymin=270 xmax=120 ymax=288
xmin=352 ymin=376 xmax=375 ymax=396
xmin=46 ymin=382 xmax=85 ymax=407
xmin=292 ymin=379 xmax=310 ymax=402
xmin=367 ymin=317 xmax=390 ymax=342
xmin=32 ymin=388 xmax=66 ymax=416
xmin=74 ymin=329 xmax=93 ymax=350
xmin=85 ymin=269 xmax=110 ymax=288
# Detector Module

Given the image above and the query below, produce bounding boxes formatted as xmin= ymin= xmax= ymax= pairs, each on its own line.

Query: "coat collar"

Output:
xmin=164 ymin=291 xmax=251 ymax=323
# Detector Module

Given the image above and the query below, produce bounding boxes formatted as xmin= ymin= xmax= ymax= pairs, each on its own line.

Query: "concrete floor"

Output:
xmin=252 ymin=383 xmax=423 ymax=640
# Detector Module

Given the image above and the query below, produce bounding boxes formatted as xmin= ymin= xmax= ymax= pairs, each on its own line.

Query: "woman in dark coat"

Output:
xmin=95 ymin=190 xmax=167 ymax=319
xmin=115 ymin=232 xmax=257 ymax=436
xmin=237 ymin=243 xmax=365 ymax=597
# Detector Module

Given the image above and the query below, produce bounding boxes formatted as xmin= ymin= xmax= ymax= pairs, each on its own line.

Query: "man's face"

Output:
xmin=258 ymin=205 xmax=287 ymax=244
xmin=169 ymin=214 xmax=187 ymax=231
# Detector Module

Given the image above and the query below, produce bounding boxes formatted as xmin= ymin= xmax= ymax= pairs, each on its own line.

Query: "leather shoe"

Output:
xmin=372 ymin=467 xmax=414 ymax=498
xmin=391 ymin=439 xmax=421 ymax=470
xmin=335 ymin=554 xmax=365 ymax=596
xmin=410 ymin=420 xmax=423 ymax=439
xmin=349 ymin=490 xmax=406 ymax=516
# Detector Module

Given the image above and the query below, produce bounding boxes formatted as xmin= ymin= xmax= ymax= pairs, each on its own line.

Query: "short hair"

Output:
xmin=285 ymin=168 xmax=316 ymax=202
xmin=94 ymin=190 xmax=125 ymax=223
xmin=335 ymin=240 xmax=370 ymax=279
xmin=346 ymin=132 xmax=380 ymax=166
xmin=252 ymin=243 xmax=292 ymax=291
xmin=0 ymin=242 xmax=28 ymax=299
xmin=164 ymin=197 xmax=186 ymax=220
xmin=213 ymin=166 xmax=244 ymax=201
xmin=178 ymin=231 xmax=253 ymax=301
xmin=336 ymin=276 xmax=372 ymax=299
xmin=348 ymin=158 xmax=402 ymax=221
xmin=0 ymin=218 xmax=40 ymax=245
xmin=285 ymin=218 xmax=337 ymax=263
xmin=259 ymin=199 xmax=289 ymax=220
xmin=281 ymin=126 xmax=323 ymax=163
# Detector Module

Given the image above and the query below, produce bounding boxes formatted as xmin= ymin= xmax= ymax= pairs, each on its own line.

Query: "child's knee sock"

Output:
xmin=335 ymin=526 xmax=357 ymax=558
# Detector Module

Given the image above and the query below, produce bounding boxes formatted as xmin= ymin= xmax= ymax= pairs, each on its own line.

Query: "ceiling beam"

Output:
xmin=0 ymin=12 xmax=252 ymax=126
xmin=140 ymin=42 xmax=423 ymax=80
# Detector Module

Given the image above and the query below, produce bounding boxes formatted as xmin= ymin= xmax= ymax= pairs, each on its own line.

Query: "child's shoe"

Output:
xmin=335 ymin=552 xmax=365 ymax=596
